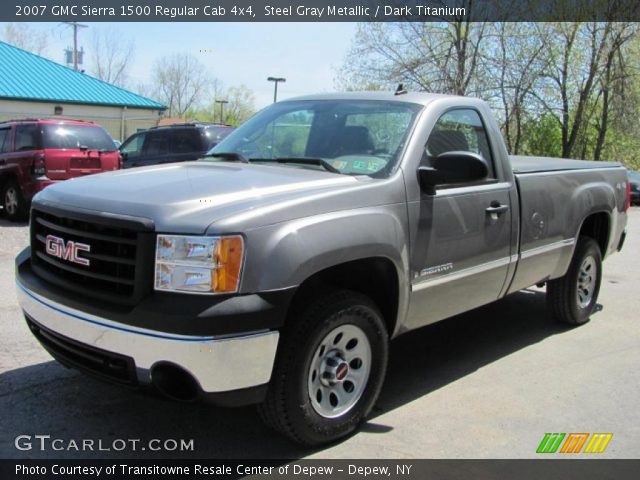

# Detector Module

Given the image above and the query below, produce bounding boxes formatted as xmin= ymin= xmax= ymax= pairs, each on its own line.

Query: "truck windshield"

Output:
xmin=205 ymin=100 xmax=422 ymax=177
xmin=42 ymin=124 xmax=117 ymax=151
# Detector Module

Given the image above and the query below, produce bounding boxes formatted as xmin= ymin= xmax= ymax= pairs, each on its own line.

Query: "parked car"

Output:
xmin=0 ymin=118 xmax=120 ymax=221
xmin=119 ymin=123 xmax=234 ymax=168
xmin=16 ymin=92 xmax=629 ymax=445
xmin=628 ymin=170 xmax=640 ymax=205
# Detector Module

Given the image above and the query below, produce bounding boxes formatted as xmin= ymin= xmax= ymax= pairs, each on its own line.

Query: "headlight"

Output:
xmin=154 ymin=235 xmax=244 ymax=294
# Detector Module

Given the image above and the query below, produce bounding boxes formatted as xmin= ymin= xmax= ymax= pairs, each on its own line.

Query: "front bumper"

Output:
xmin=16 ymin=282 xmax=280 ymax=399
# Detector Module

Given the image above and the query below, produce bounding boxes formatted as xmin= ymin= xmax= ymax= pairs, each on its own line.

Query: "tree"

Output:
xmin=339 ymin=21 xmax=488 ymax=95
xmin=186 ymin=84 xmax=256 ymax=126
xmin=532 ymin=23 xmax=636 ymax=159
xmin=151 ymin=54 xmax=214 ymax=117
xmin=591 ymin=24 xmax=638 ymax=160
xmin=2 ymin=23 xmax=48 ymax=55
xmin=339 ymin=19 xmax=640 ymax=166
xmin=90 ymin=28 xmax=134 ymax=88
xmin=221 ymin=85 xmax=256 ymax=125
xmin=338 ymin=1 xmax=489 ymax=96
xmin=487 ymin=23 xmax=548 ymax=154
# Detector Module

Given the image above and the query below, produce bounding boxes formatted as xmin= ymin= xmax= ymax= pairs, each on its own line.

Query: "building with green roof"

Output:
xmin=0 ymin=40 xmax=166 ymax=141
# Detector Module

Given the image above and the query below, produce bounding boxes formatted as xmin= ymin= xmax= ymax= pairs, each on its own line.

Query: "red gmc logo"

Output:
xmin=44 ymin=235 xmax=91 ymax=266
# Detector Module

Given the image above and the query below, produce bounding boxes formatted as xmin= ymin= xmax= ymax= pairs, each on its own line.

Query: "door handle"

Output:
xmin=485 ymin=202 xmax=509 ymax=215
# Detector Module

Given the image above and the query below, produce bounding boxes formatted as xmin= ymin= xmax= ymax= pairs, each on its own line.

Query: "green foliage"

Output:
xmin=521 ymin=115 xmax=562 ymax=158
xmin=339 ymin=22 xmax=640 ymax=165
xmin=185 ymin=84 xmax=256 ymax=126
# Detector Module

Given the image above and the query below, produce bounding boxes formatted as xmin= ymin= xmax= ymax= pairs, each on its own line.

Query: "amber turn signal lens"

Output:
xmin=213 ymin=236 xmax=244 ymax=293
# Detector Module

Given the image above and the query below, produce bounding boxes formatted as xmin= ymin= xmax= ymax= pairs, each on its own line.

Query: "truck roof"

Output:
xmin=283 ymin=91 xmax=458 ymax=106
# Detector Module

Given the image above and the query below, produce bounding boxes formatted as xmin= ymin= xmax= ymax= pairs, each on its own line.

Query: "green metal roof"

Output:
xmin=0 ymin=41 xmax=165 ymax=110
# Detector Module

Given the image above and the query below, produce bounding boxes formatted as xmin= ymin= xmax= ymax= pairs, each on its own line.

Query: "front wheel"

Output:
xmin=547 ymin=236 xmax=602 ymax=325
xmin=259 ymin=289 xmax=388 ymax=446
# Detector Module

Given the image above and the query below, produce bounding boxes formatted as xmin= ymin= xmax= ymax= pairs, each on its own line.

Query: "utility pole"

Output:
xmin=267 ymin=77 xmax=286 ymax=103
xmin=63 ymin=22 xmax=88 ymax=70
xmin=215 ymin=99 xmax=229 ymax=124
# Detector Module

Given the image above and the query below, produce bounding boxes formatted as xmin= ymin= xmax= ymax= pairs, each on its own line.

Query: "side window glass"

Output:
xmin=0 ymin=128 xmax=9 ymax=153
xmin=121 ymin=134 xmax=144 ymax=159
xmin=14 ymin=124 xmax=42 ymax=152
xmin=171 ymin=130 xmax=201 ymax=154
xmin=143 ymin=133 xmax=169 ymax=156
xmin=425 ymin=109 xmax=496 ymax=179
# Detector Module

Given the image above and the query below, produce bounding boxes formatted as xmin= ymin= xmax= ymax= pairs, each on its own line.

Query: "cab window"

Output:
xmin=120 ymin=133 xmax=145 ymax=159
xmin=424 ymin=109 xmax=496 ymax=179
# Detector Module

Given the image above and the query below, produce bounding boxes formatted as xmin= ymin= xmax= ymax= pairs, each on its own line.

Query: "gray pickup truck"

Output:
xmin=15 ymin=92 xmax=629 ymax=445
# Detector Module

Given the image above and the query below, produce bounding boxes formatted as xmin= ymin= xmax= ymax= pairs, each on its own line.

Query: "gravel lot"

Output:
xmin=1 ymin=208 xmax=639 ymax=459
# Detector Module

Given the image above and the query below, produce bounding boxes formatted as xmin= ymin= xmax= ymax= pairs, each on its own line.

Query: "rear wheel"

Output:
xmin=259 ymin=289 xmax=388 ymax=446
xmin=547 ymin=236 xmax=602 ymax=325
xmin=2 ymin=180 xmax=28 ymax=222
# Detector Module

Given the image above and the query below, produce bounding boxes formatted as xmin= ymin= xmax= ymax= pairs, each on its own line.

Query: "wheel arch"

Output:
xmin=285 ymin=256 xmax=401 ymax=338
xmin=577 ymin=211 xmax=611 ymax=256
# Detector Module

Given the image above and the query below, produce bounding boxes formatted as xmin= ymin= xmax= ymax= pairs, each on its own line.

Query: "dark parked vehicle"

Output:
xmin=0 ymin=118 xmax=120 ymax=221
xmin=119 ymin=123 xmax=234 ymax=168
xmin=628 ymin=170 xmax=640 ymax=205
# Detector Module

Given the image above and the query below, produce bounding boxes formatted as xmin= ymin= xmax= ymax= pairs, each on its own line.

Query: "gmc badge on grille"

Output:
xmin=44 ymin=235 xmax=91 ymax=266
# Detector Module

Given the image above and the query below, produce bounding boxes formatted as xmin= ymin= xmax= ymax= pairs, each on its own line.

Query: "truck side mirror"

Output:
xmin=418 ymin=151 xmax=489 ymax=195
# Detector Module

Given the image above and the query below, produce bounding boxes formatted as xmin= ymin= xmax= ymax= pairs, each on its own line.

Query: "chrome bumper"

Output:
xmin=16 ymin=282 xmax=279 ymax=393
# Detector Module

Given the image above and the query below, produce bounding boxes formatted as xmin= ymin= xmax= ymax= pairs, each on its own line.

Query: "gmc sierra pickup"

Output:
xmin=15 ymin=92 xmax=629 ymax=446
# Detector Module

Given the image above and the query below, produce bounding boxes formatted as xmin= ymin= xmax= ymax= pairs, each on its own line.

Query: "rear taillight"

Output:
xmin=625 ymin=180 xmax=631 ymax=211
xmin=33 ymin=153 xmax=46 ymax=176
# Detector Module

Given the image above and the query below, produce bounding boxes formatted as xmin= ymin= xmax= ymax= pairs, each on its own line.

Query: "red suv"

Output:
xmin=0 ymin=119 xmax=120 ymax=221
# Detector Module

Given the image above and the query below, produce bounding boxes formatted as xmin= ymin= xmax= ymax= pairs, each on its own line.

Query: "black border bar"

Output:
xmin=3 ymin=0 xmax=640 ymax=22
xmin=3 ymin=460 xmax=640 ymax=480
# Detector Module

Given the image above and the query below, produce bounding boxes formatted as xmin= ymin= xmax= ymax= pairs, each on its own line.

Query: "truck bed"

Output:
xmin=510 ymin=155 xmax=621 ymax=174
xmin=506 ymin=156 xmax=627 ymax=296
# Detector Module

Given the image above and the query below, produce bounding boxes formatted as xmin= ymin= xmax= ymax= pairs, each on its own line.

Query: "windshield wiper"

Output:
xmin=204 ymin=152 xmax=249 ymax=163
xmin=250 ymin=157 xmax=340 ymax=174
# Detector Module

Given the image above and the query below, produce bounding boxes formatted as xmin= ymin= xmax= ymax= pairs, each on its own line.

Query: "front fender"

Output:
xmin=241 ymin=205 xmax=409 ymax=292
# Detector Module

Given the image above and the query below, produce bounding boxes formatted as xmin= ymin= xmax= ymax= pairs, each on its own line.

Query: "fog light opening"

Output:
xmin=151 ymin=363 xmax=199 ymax=402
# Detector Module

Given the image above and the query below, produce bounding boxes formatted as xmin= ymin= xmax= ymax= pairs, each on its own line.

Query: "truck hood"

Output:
xmin=35 ymin=161 xmax=363 ymax=233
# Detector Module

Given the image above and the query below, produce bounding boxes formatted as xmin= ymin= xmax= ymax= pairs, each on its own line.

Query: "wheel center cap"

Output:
xmin=335 ymin=362 xmax=349 ymax=381
xmin=320 ymin=352 xmax=350 ymax=386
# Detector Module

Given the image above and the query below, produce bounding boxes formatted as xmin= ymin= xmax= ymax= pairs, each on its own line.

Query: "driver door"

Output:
xmin=405 ymin=108 xmax=513 ymax=329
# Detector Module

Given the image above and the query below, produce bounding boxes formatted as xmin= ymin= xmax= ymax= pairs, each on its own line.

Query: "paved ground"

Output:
xmin=1 ymin=209 xmax=638 ymax=459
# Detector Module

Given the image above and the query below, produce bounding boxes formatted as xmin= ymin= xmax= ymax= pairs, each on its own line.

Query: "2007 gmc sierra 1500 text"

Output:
xmin=15 ymin=92 xmax=629 ymax=445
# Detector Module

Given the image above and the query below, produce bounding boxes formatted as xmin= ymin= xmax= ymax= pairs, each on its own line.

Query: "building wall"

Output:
xmin=0 ymin=99 xmax=163 ymax=141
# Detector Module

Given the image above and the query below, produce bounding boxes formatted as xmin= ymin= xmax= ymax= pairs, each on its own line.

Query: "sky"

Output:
xmin=1 ymin=22 xmax=358 ymax=109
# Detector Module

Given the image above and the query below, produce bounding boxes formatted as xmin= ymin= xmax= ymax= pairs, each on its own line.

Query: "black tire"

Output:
xmin=1 ymin=180 xmax=28 ymax=222
xmin=259 ymin=289 xmax=388 ymax=446
xmin=547 ymin=236 xmax=602 ymax=325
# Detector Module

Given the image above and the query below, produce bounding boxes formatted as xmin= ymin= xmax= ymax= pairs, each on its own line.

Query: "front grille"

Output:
xmin=26 ymin=315 xmax=137 ymax=385
xmin=30 ymin=207 xmax=154 ymax=306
